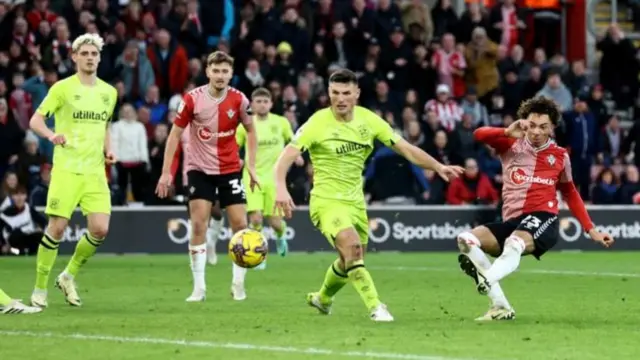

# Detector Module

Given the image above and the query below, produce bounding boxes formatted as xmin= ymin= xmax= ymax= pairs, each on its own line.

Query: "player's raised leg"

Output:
xmin=186 ymin=198 xmax=212 ymax=302
xmin=226 ymin=203 xmax=250 ymax=300
xmin=1 ymin=288 xmax=42 ymax=314
xmin=457 ymin=227 xmax=514 ymax=320
xmin=206 ymin=201 xmax=224 ymax=265
xmin=481 ymin=230 xmax=533 ymax=290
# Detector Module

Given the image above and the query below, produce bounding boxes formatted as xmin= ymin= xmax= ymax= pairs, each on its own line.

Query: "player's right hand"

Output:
xmin=48 ymin=133 xmax=66 ymax=146
xmin=274 ymin=185 xmax=295 ymax=219
xmin=155 ymin=173 xmax=174 ymax=199
xmin=505 ymin=119 xmax=529 ymax=139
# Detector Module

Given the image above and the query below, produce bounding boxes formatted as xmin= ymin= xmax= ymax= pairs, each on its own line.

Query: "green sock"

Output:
xmin=318 ymin=259 xmax=348 ymax=303
xmin=0 ymin=288 xmax=13 ymax=306
xmin=64 ymin=233 xmax=104 ymax=277
xmin=35 ymin=233 xmax=61 ymax=290
xmin=346 ymin=260 xmax=382 ymax=311
xmin=274 ymin=220 xmax=286 ymax=239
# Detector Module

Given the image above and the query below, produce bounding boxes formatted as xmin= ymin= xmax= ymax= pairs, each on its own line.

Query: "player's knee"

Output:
xmin=191 ymin=219 xmax=208 ymax=237
xmin=248 ymin=211 xmax=262 ymax=226
xmin=457 ymin=232 xmax=481 ymax=253
xmin=228 ymin=216 xmax=248 ymax=233
xmin=89 ymin=224 xmax=109 ymax=240
xmin=503 ymin=235 xmax=526 ymax=254
xmin=340 ymin=242 xmax=364 ymax=265
xmin=46 ymin=217 xmax=67 ymax=239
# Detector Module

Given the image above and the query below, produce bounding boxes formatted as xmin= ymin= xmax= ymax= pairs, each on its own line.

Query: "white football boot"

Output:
xmin=370 ymin=304 xmax=394 ymax=322
xmin=458 ymin=254 xmax=491 ymax=295
xmin=2 ymin=300 xmax=43 ymax=314
xmin=30 ymin=290 xmax=48 ymax=308
xmin=306 ymin=292 xmax=332 ymax=315
xmin=231 ymin=282 xmax=246 ymax=301
xmin=475 ymin=306 xmax=516 ymax=321
xmin=185 ymin=288 xmax=206 ymax=302
xmin=55 ymin=274 xmax=82 ymax=307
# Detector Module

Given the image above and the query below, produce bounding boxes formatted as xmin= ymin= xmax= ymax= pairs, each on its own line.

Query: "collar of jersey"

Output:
xmin=205 ymin=86 xmax=228 ymax=103
xmin=524 ymin=136 xmax=551 ymax=152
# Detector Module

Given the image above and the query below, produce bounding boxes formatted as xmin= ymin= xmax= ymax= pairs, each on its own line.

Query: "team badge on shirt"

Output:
xmin=271 ymin=124 xmax=278 ymax=134
xmin=357 ymin=124 xmax=370 ymax=140
xmin=177 ymin=100 xmax=185 ymax=113
xmin=100 ymin=93 xmax=110 ymax=106
xmin=547 ymin=155 xmax=556 ymax=166
xmin=226 ymin=109 xmax=235 ymax=118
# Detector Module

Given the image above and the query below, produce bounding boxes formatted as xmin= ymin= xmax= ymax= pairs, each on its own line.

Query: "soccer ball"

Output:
xmin=228 ymin=229 xmax=268 ymax=268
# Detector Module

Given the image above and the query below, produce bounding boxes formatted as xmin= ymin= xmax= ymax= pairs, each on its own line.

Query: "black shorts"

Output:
xmin=484 ymin=211 xmax=559 ymax=259
xmin=186 ymin=170 xmax=246 ymax=208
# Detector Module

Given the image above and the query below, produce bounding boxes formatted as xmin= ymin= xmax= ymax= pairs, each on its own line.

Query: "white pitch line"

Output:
xmin=372 ymin=266 xmax=640 ymax=278
xmin=0 ymin=331 xmax=478 ymax=360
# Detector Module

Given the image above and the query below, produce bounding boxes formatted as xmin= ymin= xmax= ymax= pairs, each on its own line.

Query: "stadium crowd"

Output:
xmin=1 ymin=0 xmax=640 ymax=232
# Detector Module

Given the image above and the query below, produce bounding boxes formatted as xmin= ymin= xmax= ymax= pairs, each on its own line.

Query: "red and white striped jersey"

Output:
xmin=174 ymin=86 xmax=252 ymax=175
xmin=474 ymin=127 xmax=594 ymax=232
xmin=424 ymin=99 xmax=463 ymax=131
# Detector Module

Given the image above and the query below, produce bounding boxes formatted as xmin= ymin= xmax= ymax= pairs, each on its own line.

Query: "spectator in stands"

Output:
xmin=597 ymin=24 xmax=639 ymax=109
xmin=43 ymin=21 xmax=74 ymax=79
xmin=429 ymin=129 xmax=457 ymax=165
xmin=0 ymin=98 xmax=24 ymax=180
xmin=9 ymin=72 xmax=32 ymax=131
xmin=456 ymin=1 xmax=488 ymax=45
xmin=432 ymin=33 xmax=466 ymax=98
xmin=460 ymin=86 xmax=488 ymax=127
xmin=618 ymin=165 xmax=640 ymax=204
xmin=563 ymin=60 xmax=589 ymax=97
xmin=586 ymin=84 xmax=609 ymax=127
xmin=1 ymin=171 xmax=18 ymax=211
xmin=147 ymin=123 xmax=170 ymax=205
xmin=237 ymin=58 xmax=266 ymax=96
xmin=115 ymin=40 xmax=155 ymax=103
xmin=598 ymin=115 xmax=625 ymax=166
xmin=29 ymin=163 xmax=50 ymax=207
xmin=0 ymin=186 xmax=45 ymax=256
xmin=162 ymin=0 xmax=203 ymax=59
xmin=478 ymin=145 xmax=503 ymax=189
xmin=431 ymin=0 xmax=458 ymax=39
xmin=146 ymin=28 xmax=189 ymax=99
xmin=592 ymin=168 xmax=620 ymax=205
xmin=465 ymin=27 xmax=499 ymax=103
xmin=488 ymin=0 xmax=526 ymax=52
xmin=536 ymin=69 xmax=572 ymax=112
xmin=425 ymin=84 xmax=463 ymax=131
xmin=111 ymin=104 xmax=150 ymax=203
xmin=452 ymin=112 xmax=477 ymax=162
xmin=501 ymin=68 xmax=524 ymax=114
xmin=15 ymin=131 xmax=46 ymax=191
xmin=522 ymin=65 xmax=544 ymax=99
xmin=563 ymin=95 xmax=598 ymax=200
xmin=622 ymin=120 xmax=640 ymax=170
xmin=446 ymin=157 xmax=498 ymax=205
xmin=498 ymin=45 xmax=530 ymax=80
xmin=401 ymin=0 xmax=434 ymax=47
xmin=135 ymin=85 xmax=167 ymax=125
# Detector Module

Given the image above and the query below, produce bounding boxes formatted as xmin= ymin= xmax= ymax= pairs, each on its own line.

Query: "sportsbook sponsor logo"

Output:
xmin=197 ymin=127 xmax=235 ymax=142
xmin=510 ymin=168 xmax=556 ymax=186
xmin=368 ymin=217 xmax=472 ymax=243
xmin=166 ymin=217 xmax=295 ymax=245
xmin=559 ymin=216 xmax=640 ymax=242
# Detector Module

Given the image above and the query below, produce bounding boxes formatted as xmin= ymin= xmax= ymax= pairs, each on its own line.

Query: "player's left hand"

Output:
xmin=247 ymin=167 xmax=261 ymax=192
xmin=274 ymin=185 xmax=295 ymax=219
xmin=589 ymin=229 xmax=615 ymax=248
xmin=436 ymin=164 xmax=464 ymax=182
xmin=105 ymin=151 xmax=117 ymax=165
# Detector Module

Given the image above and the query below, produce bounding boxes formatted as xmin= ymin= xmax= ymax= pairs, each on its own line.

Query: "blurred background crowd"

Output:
xmin=0 ymin=0 xmax=639 ymax=217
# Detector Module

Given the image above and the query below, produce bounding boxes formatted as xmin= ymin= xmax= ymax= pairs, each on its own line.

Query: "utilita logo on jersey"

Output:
xmin=197 ymin=127 xmax=235 ymax=142
xmin=368 ymin=218 xmax=472 ymax=243
xmin=509 ymin=168 xmax=556 ymax=186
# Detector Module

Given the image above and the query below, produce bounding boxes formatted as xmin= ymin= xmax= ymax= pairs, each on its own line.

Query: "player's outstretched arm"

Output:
xmin=558 ymin=153 xmax=614 ymax=248
xmin=391 ymin=139 xmax=463 ymax=182
xmin=273 ymin=145 xmax=299 ymax=218
xmin=473 ymin=126 xmax=518 ymax=154
xmin=155 ymin=125 xmax=184 ymax=198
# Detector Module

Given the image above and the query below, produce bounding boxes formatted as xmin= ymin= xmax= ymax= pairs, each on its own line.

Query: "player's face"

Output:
xmin=72 ymin=44 xmax=101 ymax=74
xmin=251 ymin=96 xmax=272 ymax=117
xmin=525 ymin=113 xmax=554 ymax=146
xmin=207 ymin=62 xmax=233 ymax=91
xmin=328 ymin=82 xmax=359 ymax=116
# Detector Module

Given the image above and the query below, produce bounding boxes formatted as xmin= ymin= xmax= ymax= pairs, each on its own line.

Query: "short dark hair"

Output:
xmin=517 ymin=97 xmax=561 ymax=126
xmin=207 ymin=51 xmax=234 ymax=67
xmin=329 ymin=69 xmax=357 ymax=84
xmin=251 ymin=87 xmax=272 ymax=99
xmin=10 ymin=186 xmax=27 ymax=196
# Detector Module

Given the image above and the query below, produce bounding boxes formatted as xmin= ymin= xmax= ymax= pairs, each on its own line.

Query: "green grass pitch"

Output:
xmin=1 ymin=252 xmax=639 ymax=360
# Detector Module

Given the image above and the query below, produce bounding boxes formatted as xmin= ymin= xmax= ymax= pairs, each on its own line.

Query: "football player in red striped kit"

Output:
xmin=457 ymin=97 xmax=614 ymax=321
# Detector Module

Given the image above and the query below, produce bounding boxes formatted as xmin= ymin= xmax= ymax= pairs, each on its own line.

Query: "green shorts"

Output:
xmin=309 ymin=197 xmax=369 ymax=246
xmin=245 ymin=180 xmax=276 ymax=216
xmin=45 ymin=169 xmax=111 ymax=219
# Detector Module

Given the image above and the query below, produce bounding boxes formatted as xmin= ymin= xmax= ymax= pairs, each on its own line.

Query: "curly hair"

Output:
xmin=516 ymin=97 xmax=561 ymax=126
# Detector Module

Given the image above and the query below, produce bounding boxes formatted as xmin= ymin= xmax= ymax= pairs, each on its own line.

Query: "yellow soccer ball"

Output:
xmin=228 ymin=229 xmax=268 ymax=268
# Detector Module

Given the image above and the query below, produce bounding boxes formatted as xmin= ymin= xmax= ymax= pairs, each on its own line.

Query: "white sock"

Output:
xmin=207 ymin=218 xmax=223 ymax=247
xmin=188 ymin=244 xmax=206 ymax=290
xmin=485 ymin=235 xmax=526 ymax=284
xmin=467 ymin=247 xmax=512 ymax=309
xmin=232 ymin=263 xmax=247 ymax=284
xmin=458 ymin=232 xmax=512 ymax=309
